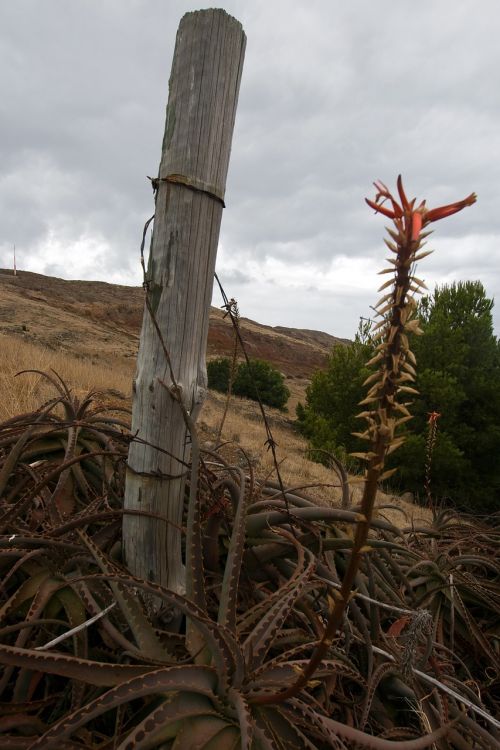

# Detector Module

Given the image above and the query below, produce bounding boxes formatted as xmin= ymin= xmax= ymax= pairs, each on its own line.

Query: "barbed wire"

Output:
xmin=214 ymin=273 xmax=299 ymax=534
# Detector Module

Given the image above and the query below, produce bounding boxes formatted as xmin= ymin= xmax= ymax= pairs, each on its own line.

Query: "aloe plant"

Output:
xmin=1 ymin=180 xmax=499 ymax=748
xmin=2 ymin=394 xmax=497 ymax=748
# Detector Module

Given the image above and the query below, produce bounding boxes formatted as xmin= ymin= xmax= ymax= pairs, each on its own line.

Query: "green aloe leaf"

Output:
xmin=172 ymin=716 xmax=238 ymax=750
xmin=28 ymin=665 xmax=218 ymax=750
xmin=77 ymin=530 xmax=175 ymax=662
xmin=243 ymin=546 xmax=315 ymax=673
xmin=0 ymin=643 xmax=173 ymax=686
xmin=218 ymin=471 xmax=248 ymax=635
xmin=116 ymin=692 xmax=220 ymax=750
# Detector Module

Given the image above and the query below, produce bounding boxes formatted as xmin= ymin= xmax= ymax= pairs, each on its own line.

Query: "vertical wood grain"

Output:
xmin=123 ymin=9 xmax=245 ymax=606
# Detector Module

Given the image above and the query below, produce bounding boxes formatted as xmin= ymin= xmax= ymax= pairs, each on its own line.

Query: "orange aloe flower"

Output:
xmin=427 ymin=411 xmax=441 ymax=425
xmin=366 ymin=175 xmax=477 ymax=242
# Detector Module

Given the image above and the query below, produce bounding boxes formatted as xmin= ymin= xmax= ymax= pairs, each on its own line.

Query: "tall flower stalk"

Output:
xmin=354 ymin=178 xmax=475 ymax=500
xmin=343 ymin=176 xmax=476 ymax=597
xmin=344 ymin=177 xmax=475 ymax=596
xmin=256 ymin=175 xmax=476 ymax=705
xmin=424 ymin=410 xmax=441 ymax=509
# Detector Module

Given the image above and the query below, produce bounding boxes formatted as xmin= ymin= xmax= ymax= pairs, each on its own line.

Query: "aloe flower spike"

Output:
xmin=366 ymin=178 xmax=476 ymax=243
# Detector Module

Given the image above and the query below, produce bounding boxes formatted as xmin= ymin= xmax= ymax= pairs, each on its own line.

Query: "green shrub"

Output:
xmin=207 ymin=357 xmax=231 ymax=393
xmin=296 ymin=326 xmax=372 ymax=462
xmin=297 ymin=282 xmax=500 ymax=512
xmin=234 ymin=358 xmax=290 ymax=410
xmin=398 ymin=281 xmax=500 ymax=512
xmin=208 ymin=356 xmax=290 ymax=410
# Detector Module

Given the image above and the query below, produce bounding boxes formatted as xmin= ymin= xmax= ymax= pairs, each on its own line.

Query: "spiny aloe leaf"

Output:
xmin=0 ymin=694 xmax=61 ymax=716
xmin=317 ymin=715 xmax=458 ymax=750
xmin=17 ymin=370 xmax=70 ymax=404
xmin=238 ymin=572 xmax=297 ymax=639
xmin=0 ymin=618 xmax=74 ymax=642
xmin=249 ymin=659 xmax=365 ymax=692
xmin=0 ymin=449 xmax=123 ymax=532
xmin=53 ymin=587 xmax=87 ymax=641
xmin=75 ymin=572 xmax=243 ymax=690
xmin=0 ymin=424 xmax=38 ymax=500
xmin=1 ymin=738 xmax=84 ymax=749
xmin=376 ymin=546 xmax=413 ymax=595
xmin=32 ymin=664 xmax=217 ymax=750
xmin=10 ymin=577 xmax=70 ymax=702
xmin=282 ymin=700 xmax=351 ymax=748
xmin=237 ymin=530 xmax=310 ymax=635
xmin=77 ymin=530 xmax=175 ymax=662
xmin=52 ymin=586 xmax=89 ymax=710
xmin=0 ymin=537 xmax=81 ymax=553
xmin=72 ymin=578 xmax=141 ymax=656
xmin=251 ymin=716 xmax=280 ymax=750
xmin=255 ymin=481 xmax=316 ymax=508
xmin=0 ymin=713 xmax=46 ymax=735
xmin=26 ymin=665 xmax=218 ymax=750
xmin=0 ymin=570 xmax=51 ymax=621
xmin=246 ymin=506 xmax=363 ymax=535
xmin=287 ymin=697 xmax=456 ymax=749
xmin=201 ymin=724 xmax=241 ymax=750
xmin=243 ymin=532 xmax=394 ymax=579
xmin=172 ymin=715 xmax=238 ymax=750
xmin=449 ymin=554 xmax=500 ymax=576
xmin=49 ymin=508 xmax=168 ymax=537
xmin=0 ymin=398 xmax=62 ymax=498
xmin=262 ymin=706 xmax=328 ymax=750
xmin=227 ymin=686 xmax=253 ymax=750
xmin=448 ymin=707 xmax=500 ymax=749
xmin=116 ymin=692 xmax=218 ymax=750
xmin=46 ymin=423 xmax=79 ymax=525
xmin=244 ymin=545 xmax=315 ymax=673
xmin=0 ymin=643 xmax=171 ymax=686
xmin=360 ymin=661 xmax=398 ymax=730
xmin=218 ymin=471 xmax=247 ymax=634
xmin=0 ymin=548 xmax=46 ymax=596
xmin=67 ymin=449 xmax=92 ymax=500
xmin=255 ymin=705 xmax=320 ymax=750
xmin=246 ymin=506 xmax=400 ymax=537
xmin=1 ymin=575 xmax=64 ymax=697
xmin=451 ymin=586 xmax=499 ymax=669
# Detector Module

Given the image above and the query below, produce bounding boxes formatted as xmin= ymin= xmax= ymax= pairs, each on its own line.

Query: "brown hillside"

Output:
xmin=0 ymin=269 xmax=427 ymax=526
xmin=0 ymin=269 xmax=344 ymax=378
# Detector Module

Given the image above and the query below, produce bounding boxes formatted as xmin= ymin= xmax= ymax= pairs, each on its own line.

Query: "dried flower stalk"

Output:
xmin=342 ymin=176 xmax=476 ymax=601
xmin=257 ymin=175 xmax=476 ymax=704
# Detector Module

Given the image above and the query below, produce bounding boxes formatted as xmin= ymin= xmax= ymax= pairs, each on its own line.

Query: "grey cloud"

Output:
xmin=1 ymin=0 xmax=499 ymax=339
xmin=216 ymin=268 xmax=253 ymax=287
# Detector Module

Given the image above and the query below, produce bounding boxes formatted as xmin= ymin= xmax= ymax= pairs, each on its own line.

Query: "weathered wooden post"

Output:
xmin=123 ymin=9 xmax=246 ymax=602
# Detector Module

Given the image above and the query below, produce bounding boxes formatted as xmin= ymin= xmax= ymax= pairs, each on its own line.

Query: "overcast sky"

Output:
xmin=1 ymin=0 xmax=499 ymax=338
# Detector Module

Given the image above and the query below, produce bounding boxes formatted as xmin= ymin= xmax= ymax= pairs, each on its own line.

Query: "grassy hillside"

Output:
xmin=0 ymin=270 xmax=427 ymax=525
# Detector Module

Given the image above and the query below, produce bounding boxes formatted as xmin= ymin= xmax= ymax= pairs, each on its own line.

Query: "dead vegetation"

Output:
xmin=0 ymin=333 xmax=428 ymax=527
xmin=0 ymin=334 xmax=133 ymax=421
xmin=0 ymin=374 xmax=498 ymax=749
xmin=1 ymin=178 xmax=497 ymax=747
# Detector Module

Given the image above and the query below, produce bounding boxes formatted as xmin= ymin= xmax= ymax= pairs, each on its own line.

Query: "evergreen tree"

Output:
xmin=207 ymin=356 xmax=290 ymax=411
xmin=396 ymin=281 xmax=500 ymax=512
xmin=296 ymin=283 xmax=500 ymax=512
xmin=207 ymin=357 xmax=231 ymax=393
xmin=234 ymin=359 xmax=290 ymax=411
xmin=296 ymin=324 xmax=372 ymax=463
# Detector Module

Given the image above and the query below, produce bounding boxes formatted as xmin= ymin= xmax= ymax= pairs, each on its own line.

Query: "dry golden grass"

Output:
xmin=199 ymin=390 xmax=431 ymax=526
xmin=0 ymin=333 xmax=431 ymax=526
xmin=0 ymin=334 xmax=133 ymax=420
xmin=200 ymin=391 xmax=340 ymax=500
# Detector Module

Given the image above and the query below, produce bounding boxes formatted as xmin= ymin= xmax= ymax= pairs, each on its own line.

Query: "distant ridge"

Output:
xmin=0 ymin=269 xmax=346 ymax=377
